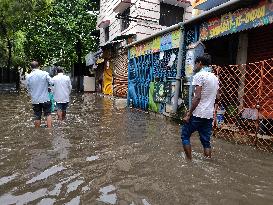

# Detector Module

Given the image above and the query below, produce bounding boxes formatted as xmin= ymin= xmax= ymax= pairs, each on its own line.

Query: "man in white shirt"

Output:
xmin=26 ymin=61 xmax=53 ymax=128
xmin=52 ymin=67 xmax=72 ymax=120
xmin=181 ymin=54 xmax=219 ymax=160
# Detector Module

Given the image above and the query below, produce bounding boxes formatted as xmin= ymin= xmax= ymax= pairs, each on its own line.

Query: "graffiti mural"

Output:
xmin=128 ymin=46 xmax=179 ymax=112
xmin=128 ymin=28 xmax=182 ymax=112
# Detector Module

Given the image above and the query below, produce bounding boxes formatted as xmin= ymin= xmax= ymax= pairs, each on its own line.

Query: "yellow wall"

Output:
xmin=102 ymin=62 xmax=113 ymax=95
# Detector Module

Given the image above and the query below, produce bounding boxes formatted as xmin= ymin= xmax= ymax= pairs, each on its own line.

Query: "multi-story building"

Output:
xmin=95 ymin=0 xmax=193 ymax=97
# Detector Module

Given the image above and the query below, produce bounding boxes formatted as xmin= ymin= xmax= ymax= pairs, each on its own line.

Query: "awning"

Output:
xmin=112 ymin=33 xmax=135 ymax=41
xmin=101 ymin=40 xmax=123 ymax=49
xmin=113 ymin=0 xmax=131 ymax=13
xmin=193 ymin=0 xmax=231 ymax=11
xmin=98 ymin=20 xmax=110 ymax=28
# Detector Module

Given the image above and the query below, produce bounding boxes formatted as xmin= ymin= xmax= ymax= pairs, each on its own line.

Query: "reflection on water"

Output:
xmin=66 ymin=179 xmax=85 ymax=193
xmin=0 ymin=92 xmax=273 ymax=205
xmin=142 ymin=199 xmax=151 ymax=205
xmin=26 ymin=164 xmax=66 ymax=184
xmin=97 ymin=185 xmax=117 ymax=204
xmin=37 ymin=198 xmax=56 ymax=205
xmin=65 ymin=196 xmax=80 ymax=205
xmin=86 ymin=155 xmax=99 ymax=161
xmin=0 ymin=188 xmax=48 ymax=205
xmin=0 ymin=173 xmax=18 ymax=186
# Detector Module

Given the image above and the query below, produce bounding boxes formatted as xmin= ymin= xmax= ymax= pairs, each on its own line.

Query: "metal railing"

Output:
xmin=212 ymin=58 xmax=273 ymax=152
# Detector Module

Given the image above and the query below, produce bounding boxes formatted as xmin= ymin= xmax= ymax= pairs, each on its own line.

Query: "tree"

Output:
xmin=24 ymin=0 xmax=99 ymax=70
xmin=0 ymin=0 xmax=53 ymax=69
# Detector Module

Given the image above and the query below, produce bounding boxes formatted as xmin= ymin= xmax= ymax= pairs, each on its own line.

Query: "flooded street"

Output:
xmin=0 ymin=92 xmax=273 ymax=205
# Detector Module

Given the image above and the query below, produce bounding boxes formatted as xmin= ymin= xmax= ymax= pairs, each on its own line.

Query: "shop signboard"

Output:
xmin=200 ymin=0 xmax=273 ymax=41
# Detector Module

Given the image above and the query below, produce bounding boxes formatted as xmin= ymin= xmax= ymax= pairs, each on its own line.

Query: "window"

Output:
xmin=121 ymin=7 xmax=130 ymax=31
xmin=159 ymin=3 xmax=184 ymax=27
xmin=105 ymin=26 xmax=109 ymax=42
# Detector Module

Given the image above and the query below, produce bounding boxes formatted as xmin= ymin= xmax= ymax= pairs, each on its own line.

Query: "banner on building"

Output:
xmin=200 ymin=0 xmax=273 ymax=41
xmin=129 ymin=29 xmax=181 ymax=58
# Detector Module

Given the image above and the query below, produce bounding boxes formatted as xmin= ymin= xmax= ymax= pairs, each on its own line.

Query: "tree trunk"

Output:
xmin=76 ymin=37 xmax=82 ymax=91
xmin=7 ymin=37 xmax=12 ymax=83
xmin=1 ymin=23 xmax=12 ymax=83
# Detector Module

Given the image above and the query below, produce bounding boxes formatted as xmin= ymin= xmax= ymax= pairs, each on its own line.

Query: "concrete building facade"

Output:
xmin=95 ymin=0 xmax=193 ymax=98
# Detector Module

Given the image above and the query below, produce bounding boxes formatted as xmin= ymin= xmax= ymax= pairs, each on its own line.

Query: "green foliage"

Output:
xmin=0 ymin=0 xmax=98 ymax=70
xmin=12 ymin=31 xmax=27 ymax=67
xmin=24 ymin=0 xmax=99 ymax=70
xmin=0 ymin=0 xmax=53 ymax=68
xmin=0 ymin=38 xmax=7 ymax=66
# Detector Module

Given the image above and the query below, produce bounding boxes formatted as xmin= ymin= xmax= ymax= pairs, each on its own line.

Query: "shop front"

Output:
xmin=199 ymin=0 xmax=273 ymax=64
xmin=184 ymin=0 xmax=273 ymax=150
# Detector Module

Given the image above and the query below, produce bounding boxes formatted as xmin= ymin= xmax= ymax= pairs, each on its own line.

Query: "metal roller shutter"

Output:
xmin=247 ymin=23 xmax=273 ymax=63
xmin=246 ymin=24 xmax=273 ymax=119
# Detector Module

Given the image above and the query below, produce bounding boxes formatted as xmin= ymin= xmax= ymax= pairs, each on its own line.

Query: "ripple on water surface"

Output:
xmin=0 ymin=93 xmax=273 ymax=205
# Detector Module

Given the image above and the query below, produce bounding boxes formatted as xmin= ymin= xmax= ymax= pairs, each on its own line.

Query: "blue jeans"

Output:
xmin=181 ymin=116 xmax=213 ymax=148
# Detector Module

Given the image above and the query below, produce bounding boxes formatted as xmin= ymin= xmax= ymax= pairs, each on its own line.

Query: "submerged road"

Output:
xmin=0 ymin=92 xmax=272 ymax=205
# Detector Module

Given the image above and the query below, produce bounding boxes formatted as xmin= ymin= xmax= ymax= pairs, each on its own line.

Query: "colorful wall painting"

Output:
xmin=148 ymin=82 xmax=160 ymax=112
xmin=112 ymin=52 xmax=128 ymax=97
xmin=185 ymin=41 xmax=205 ymax=78
xmin=129 ymin=29 xmax=181 ymax=58
xmin=153 ymin=81 xmax=173 ymax=103
xmin=171 ymin=30 xmax=180 ymax=48
xmin=102 ymin=61 xmax=113 ymax=95
xmin=153 ymin=81 xmax=167 ymax=103
xmin=200 ymin=0 xmax=273 ymax=41
xmin=128 ymin=48 xmax=179 ymax=113
xmin=160 ymin=33 xmax=172 ymax=51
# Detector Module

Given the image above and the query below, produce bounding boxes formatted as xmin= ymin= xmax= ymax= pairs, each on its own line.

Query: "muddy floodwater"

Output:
xmin=0 ymin=92 xmax=273 ymax=205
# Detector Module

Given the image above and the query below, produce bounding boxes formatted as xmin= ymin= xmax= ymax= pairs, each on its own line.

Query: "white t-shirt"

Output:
xmin=192 ymin=70 xmax=219 ymax=119
xmin=52 ymin=73 xmax=72 ymax=103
